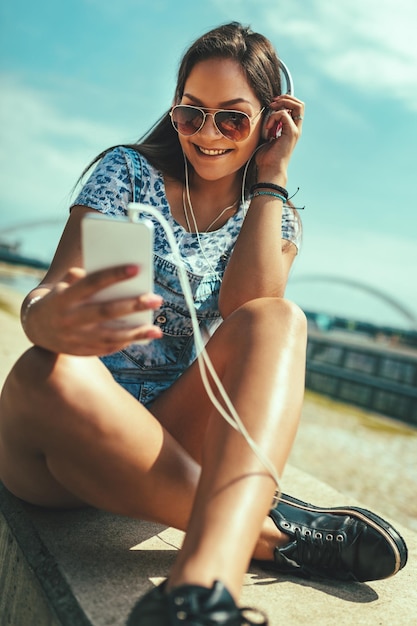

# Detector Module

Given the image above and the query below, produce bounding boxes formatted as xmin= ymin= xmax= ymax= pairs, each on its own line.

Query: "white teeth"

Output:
xmin=198 ymin=147 xmax=228 ymax=156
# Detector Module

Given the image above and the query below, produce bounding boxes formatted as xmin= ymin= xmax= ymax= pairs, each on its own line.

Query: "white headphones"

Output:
xmin=279 ymin=58 xmax=294 ymax=96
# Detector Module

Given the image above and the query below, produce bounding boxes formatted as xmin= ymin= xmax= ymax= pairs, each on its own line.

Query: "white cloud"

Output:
xmin=303 ymin=1 xmax=417 ymax=107
xmin=211 ymin=0 xmax=417 ymax=110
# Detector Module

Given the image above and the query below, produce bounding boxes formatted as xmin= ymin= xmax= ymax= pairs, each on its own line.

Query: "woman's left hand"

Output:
xmin=255 ymin=95 xmax=305 ymax=183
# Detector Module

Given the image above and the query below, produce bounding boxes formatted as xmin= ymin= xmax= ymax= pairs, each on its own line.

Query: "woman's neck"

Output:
xmin=188 ymin=172 xmax=242 ymax=212
xmin=182 ymin=172 xmax=241 ymax=232
xmin=165 ymin=171 xmax=243 ymax=233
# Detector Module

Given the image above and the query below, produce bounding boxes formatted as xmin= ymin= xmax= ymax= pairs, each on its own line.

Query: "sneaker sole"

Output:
xmin=279 ymin=493 xmax=408 ymax=576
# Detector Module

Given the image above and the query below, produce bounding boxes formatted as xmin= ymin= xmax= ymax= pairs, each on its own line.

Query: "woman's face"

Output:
xmin=178 ymin=57 xmax=264 ymax=183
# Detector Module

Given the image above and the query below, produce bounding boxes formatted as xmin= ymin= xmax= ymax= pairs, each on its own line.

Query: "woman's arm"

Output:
xmin=219 ymin=95 xmax=304 ymax=318
xmin=21 ymin=206 xmax=163 ymax=355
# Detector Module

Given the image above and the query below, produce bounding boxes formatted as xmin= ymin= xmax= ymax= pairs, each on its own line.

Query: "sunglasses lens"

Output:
xmin=171 ymin=106 xmax=204 ymax=135
xmin=171 ymin=106 xmax=252 ymax=141
xmin=215 ymin=111 xmax=250 ymax=141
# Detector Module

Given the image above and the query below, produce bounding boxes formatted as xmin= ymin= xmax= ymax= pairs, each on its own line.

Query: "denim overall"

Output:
xmin=99 ymin=149 xmax=233 ymax=407
xmin=75 ymin=146 xmax=299 ymax=407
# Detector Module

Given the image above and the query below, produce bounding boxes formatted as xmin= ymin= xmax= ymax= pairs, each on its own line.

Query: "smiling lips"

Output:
xmin=196 ymin=146 xmax=230 ymax=156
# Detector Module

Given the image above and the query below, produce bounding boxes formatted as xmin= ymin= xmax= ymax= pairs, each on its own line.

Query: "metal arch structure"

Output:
xmin=2 ymin=222 xmax=417 ymax=329
xmin=290 ymin=274 xmax=417 ymax=330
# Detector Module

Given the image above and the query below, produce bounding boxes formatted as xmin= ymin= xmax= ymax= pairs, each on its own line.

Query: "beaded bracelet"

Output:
xmin=250 ymin=182 xmax=289 ymax=200
xmin=252 ymin=190 xmax=287 ymax=203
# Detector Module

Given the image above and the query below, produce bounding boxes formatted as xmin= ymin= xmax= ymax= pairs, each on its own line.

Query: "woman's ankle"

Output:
xmin=253 ymin=516 xmax=290 ymax=560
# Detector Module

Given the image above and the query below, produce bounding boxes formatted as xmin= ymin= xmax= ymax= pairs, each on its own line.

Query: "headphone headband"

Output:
xmin=279 ymin=59 xmax=294 ymax=95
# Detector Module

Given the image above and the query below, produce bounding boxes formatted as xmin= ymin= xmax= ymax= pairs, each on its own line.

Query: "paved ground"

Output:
xmin=289 ymin=391 xmax=417 ymax=533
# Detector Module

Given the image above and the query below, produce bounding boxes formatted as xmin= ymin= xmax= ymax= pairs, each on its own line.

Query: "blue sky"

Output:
xmin=1 ymin=0 xmax=416 ymax=329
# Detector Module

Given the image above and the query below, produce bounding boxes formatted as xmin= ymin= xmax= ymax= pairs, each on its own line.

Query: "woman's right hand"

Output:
xmin=22 ymin=264 xmax=164 ymax=356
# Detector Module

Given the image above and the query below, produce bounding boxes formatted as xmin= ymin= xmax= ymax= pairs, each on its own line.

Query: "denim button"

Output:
xmin=156 ymin=315 xmax=167 ymax=324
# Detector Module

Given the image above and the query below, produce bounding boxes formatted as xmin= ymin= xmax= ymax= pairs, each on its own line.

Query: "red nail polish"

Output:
xmin=125 ymin=264 xmax=139 ymax=276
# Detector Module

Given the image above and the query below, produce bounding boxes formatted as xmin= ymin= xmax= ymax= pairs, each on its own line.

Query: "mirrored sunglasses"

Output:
xmin=170 ymin=105 xmax=264 ymax=142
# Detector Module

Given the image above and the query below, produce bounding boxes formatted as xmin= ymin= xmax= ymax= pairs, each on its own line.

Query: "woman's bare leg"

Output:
xmin=0 ymin=297 xmax=306 ymax=599
xmin=152 ymin=298 xmax=307 ymax=597
xmin=0 ymin=349 xmax=199 ymax=525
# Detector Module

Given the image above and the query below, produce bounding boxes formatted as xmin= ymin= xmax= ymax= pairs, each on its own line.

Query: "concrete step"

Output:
xmin=1 ymin=467 xmax=416 ymax=626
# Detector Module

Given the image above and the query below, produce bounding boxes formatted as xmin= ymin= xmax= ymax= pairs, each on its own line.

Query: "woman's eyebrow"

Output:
xmin=182 ymin=93 xmax=253 ymax=107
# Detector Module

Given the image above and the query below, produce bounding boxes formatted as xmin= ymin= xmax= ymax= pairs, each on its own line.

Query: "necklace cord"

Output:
xmin=183 ymin=160 xmax=220 ymax=276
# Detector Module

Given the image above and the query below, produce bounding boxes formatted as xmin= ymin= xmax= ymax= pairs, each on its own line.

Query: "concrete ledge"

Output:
xmin=0 ymin=486 xmax=88 ymax=626
xmin=1 ymin=467 xmax=416 ymax=626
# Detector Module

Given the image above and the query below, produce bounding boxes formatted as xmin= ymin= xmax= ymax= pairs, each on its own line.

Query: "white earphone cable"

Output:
xmin=127 ymin=202 xmax=281 ymax=503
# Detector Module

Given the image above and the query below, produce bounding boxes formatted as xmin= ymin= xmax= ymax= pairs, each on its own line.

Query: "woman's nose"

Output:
xmin=199 ymin=112 xmax=221 ymax=137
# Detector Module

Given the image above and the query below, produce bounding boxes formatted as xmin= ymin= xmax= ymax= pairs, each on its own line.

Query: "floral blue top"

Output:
xmin=71 ymin=146 xmax=301 ymax=404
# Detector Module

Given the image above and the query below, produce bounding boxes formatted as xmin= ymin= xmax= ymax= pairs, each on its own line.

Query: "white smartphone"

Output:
xmin=81 ymin=211 xmax=154 ymax=339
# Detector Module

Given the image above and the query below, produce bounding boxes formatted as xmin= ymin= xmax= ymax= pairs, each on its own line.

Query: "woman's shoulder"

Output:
xmin=97 ymin=146 xmax=150 ymax=174
xmin=93 ymin=145 xmax=158 ymax=176
xmin=92 ymin=146 xmax=164 ymax=192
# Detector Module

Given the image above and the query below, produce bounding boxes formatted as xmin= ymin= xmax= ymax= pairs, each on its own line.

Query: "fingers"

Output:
xmin=67 ymin=264 xmax=141 ymax=300
xmin=58 ymin=266 xmax=86 ymax=286
xmin=269 ymin=95 xmax=305 ymax=129
xmin=45 ymin=289 xmax=164 ymax=355
xmin=256 ymin=96 xmax=304 ymax=175
xmin=42 ymin=264 xmax=165 ymax=354
xmin=58 ymin=263 xmax=161 ymax=322
xmin=64 ymin=323 xmax=164 ymax=356
xmin=72 ymin=292 xmax=163 ymax=326
xmin=271 ymin=94 xmax=305 ymax=112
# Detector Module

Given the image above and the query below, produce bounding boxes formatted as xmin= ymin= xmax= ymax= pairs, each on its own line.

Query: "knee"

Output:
xmin=1 ymin=347 xmax=102 ymax=411
xmin=232 ymin=297 xmax=307 ymax=342
xmin=1 ymin=347 xmax=53 ymax=402
xmin=266 ymin=297 xmax=307 ymax=332
xmin=0 ymin=348 xmax=54 ymax=429
xmin=277 ymin=298 xmax=308 ymax=341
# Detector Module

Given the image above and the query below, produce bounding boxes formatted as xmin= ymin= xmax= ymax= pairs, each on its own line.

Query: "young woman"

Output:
xmin=0 ymin=22 xmax=407 ymax=625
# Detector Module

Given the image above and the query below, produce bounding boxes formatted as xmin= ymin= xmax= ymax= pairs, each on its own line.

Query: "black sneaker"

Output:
xmin=127 ymin=579 xmax=268 ymax=625
xmin=264 ymin=493 xmax=408 ymax=582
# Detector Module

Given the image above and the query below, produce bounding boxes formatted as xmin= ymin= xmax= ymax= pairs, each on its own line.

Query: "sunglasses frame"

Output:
xmin=170 ymin=104 xmax=265 ymax=142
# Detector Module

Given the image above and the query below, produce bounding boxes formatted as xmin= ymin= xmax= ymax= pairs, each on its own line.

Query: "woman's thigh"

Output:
xmin=0 ymin=347 xmax=193 ymax=510
xmin=0 ymin=297 xmax=305 ymax=505
xmin=149 ymin=297 xmax=307 ymax=461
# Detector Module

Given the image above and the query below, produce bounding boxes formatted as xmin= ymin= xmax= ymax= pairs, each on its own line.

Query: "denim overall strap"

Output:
xmin=128 ymin=148 xmax=144 ymax=204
